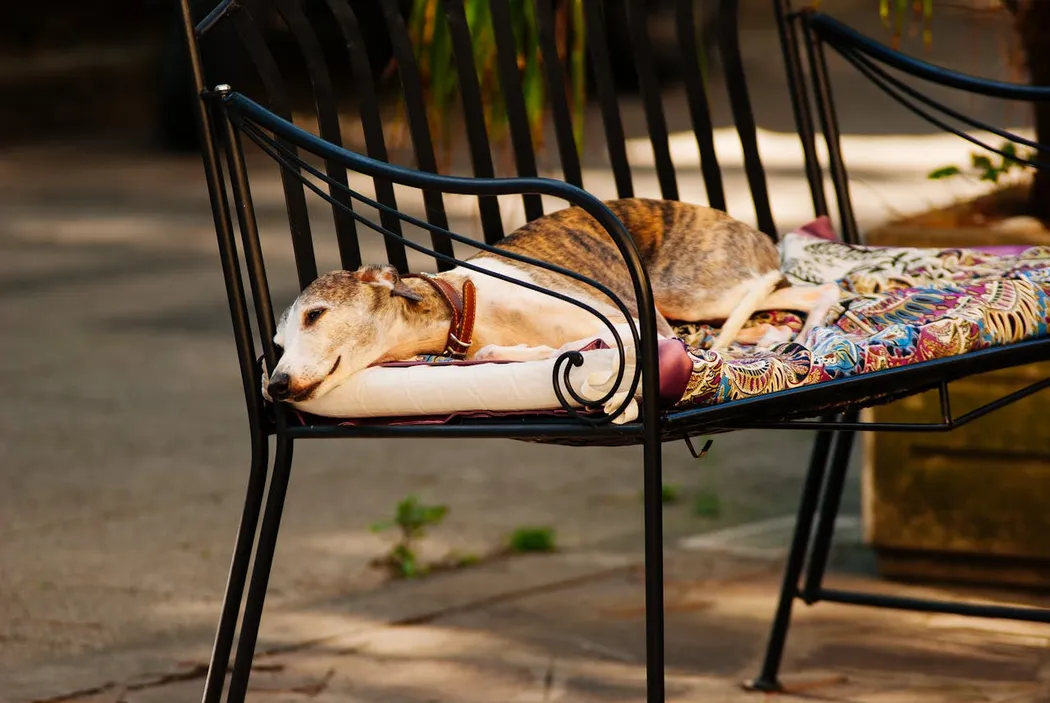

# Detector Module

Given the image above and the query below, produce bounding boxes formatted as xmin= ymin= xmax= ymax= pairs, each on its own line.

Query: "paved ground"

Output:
xmin=0 ymin=142 xmax=839 ymax=701
xmin=3 ymin=1 xmax=1048 ymax=701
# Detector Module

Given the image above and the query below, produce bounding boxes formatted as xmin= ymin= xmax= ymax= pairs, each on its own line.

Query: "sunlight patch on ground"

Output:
xmin=677 ymin=514 xmax=861 ymax=560
xmin=625 ymin=127 xmax=1036 ymax=174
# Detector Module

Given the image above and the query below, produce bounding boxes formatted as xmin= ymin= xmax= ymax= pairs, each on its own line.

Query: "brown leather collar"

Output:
xmin=403 ymin=273 xmax=477 ymax=359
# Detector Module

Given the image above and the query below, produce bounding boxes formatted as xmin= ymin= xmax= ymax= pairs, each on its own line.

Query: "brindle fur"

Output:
xmin=475 ymin=198 xmax=780 ymax=330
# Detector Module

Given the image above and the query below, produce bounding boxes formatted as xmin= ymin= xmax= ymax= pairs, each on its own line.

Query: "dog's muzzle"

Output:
xmin=267 ymin=372 xmax=291 ymax=401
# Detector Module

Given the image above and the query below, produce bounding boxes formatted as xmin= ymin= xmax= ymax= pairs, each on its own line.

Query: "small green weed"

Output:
xmin=693 ymin=489 xmax=722 ymax=518
xmin=370 ymin=495 xmax=448 ymax=579
xmin=453 ymin=552 xmax=481 ymax=567
xmin=508 ymin=526 xmax=557 ymax=553
xmin=661 ymin=484 xmax=681 ymax=504
xmin=638 ymin=483 xmax=681 ymax=504
xmin=929 ymin=142 xmax=1033 ymax=186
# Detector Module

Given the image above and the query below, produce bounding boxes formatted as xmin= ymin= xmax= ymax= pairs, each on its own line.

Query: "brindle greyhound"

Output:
xmin=265 ymin=198 xmax=839 ymax=403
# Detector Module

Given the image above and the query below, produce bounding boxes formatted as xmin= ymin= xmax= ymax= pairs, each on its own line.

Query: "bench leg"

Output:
xmin=747 ymin=425 xmax=835 ymax=692
xmin=642 ymin=432 xmax=666 ymax=702
xmin=201 ymin=430 xmax=270 ymax=703
xmin=225 ymin=435 xmax=296 ymax=703
xmin=802 ymin=418 xmax=857 ymax=602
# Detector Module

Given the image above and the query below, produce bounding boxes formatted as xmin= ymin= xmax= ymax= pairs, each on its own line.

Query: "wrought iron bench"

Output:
xmin=176 ymin=0 xmax=1050 ymax=700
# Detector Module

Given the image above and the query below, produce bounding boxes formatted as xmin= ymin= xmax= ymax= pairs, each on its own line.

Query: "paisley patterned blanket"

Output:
xmin=672 ymin=220 xmax=1050 ymax=409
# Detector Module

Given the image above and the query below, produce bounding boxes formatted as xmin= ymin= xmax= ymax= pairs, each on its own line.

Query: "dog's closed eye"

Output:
xmin=303 ymin=308 xmax=327 ymax=327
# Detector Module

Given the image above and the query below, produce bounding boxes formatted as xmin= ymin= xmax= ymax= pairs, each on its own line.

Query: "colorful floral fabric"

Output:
xmin=672 ymin=232 xmax=1050 ymax=408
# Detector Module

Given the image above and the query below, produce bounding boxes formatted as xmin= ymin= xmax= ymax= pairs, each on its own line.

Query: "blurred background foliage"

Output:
xmin=407 ymin=0 xmax=587 ymax=152
xmin=403 ymin=0 xmax=1049 ymax=217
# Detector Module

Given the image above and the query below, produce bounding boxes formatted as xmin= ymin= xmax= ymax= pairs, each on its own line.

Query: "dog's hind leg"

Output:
xmin=756 ymin=282 xmax=841 ymax=342
xmin=709 ymin=271 xmax=783 ymax=351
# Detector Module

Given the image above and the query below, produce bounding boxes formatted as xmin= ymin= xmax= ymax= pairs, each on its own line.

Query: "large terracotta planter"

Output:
xmin=861 ymin=209 xmax=1050 ymax=589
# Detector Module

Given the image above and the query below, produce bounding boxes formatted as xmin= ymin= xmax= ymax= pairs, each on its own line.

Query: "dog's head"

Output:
xmin=265 ymin=265 xmax=423 ymax=403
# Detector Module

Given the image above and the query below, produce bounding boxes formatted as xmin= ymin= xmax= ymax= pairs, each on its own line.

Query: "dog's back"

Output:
xmin=476 ymin=198 xmax=780 ymax=322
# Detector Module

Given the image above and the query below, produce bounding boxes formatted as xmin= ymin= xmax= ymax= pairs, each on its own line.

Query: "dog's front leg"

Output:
xmin=474 ymin=326 xmax=647 ymax=424
xmin=476 ymin=321 xmax=651 ymax=361
xmin=472 ymin=343 xmax=560 ymax=362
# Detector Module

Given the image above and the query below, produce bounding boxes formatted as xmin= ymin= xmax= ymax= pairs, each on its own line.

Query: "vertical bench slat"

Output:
xmin=624 ymin=0 xmax=678 ymax=201
xmin=581 ymin=0 xmax=633 ymax=199
xmin=221 ymin=116 xmax=279 ymax=351
xmin=323 ymin=0 xmax=409 ymax=270
xmin=442 ymin=0 xmax=505 ymax=244
xmin=675 ymin=0 xmax=725 ymax=210
xmin=489 ymin=0 xmax=544 ymax=221
xmin=776 ymin=1 xmax=827 ymax=217
xmin=379 ymin=2 xmax=457 ymax=271
xmin=718 ymin=0 xmax=777 ymax=237
xmin=274 ymin=0 xmax=370 ymax=272
xmin=534 ymin=0 xmax=584 ymax=188
xmin=803 ymin=21 xmax=859 ymax=243
xmin=230 ymin=7 xmax=318 ymax=288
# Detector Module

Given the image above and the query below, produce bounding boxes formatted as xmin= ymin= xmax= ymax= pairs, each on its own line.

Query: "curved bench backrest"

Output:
xmin=182 ymin=0 xmax=793 ymax=272
xmin=177 ymin=0 xmax=808 ymax=422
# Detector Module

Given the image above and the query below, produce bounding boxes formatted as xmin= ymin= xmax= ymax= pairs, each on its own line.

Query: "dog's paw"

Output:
xmin=799 ymin=283 xmax=844 ymax=337
xmin=471 ymin=344 xmax=514 ymax=361
xmin=734 ymin=323 xmax=793 ymax=347
xmin=473 ymin=343 xmax=558 ymax=362
xmin=755 ymin=324 xmax=795 ymax=349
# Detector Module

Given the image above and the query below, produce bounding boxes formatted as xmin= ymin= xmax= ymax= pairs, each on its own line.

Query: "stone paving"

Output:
xmin=45 ymin=549 xmax=1050 ymax=703
xmin=0 ymin=143 xmax=833 ymax=701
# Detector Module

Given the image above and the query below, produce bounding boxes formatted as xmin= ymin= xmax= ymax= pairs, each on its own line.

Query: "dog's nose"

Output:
xmin=267 ymin=372 xmax=291 ymax=401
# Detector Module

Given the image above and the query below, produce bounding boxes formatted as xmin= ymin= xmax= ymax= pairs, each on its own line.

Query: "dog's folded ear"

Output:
xmin=358 ymin=264 xmax=424 ymax=302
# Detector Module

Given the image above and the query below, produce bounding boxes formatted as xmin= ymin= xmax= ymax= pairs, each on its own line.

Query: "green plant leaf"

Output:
xmin=392 ymin=544 xmax=421 ymax=578
xmin=452 ymin=552 xmax=480 ymax=567
xmin=409 ymin=0 xmax=429 ymax=49
xmin=373 ymin=495 xmax=449 ymax=578
xmin=522 ymin=0 xmax=545 ymax=145
xmin=971 ymin=154 xmax=994 ymax=172
xmin=509 ymin=526 xmax=557 ymax=553
xmin=693 ymin=489 xmax=721 ymax=518
xmin=638 ymin=483 xmax=682 ymax=504
xmin=999 ymin=142 xmax=1026 ymax=174
xmin=394 ymin=495 xmax=421 ymax=525
xmin=571 ymin=0 xmax=587 ymax=150
xmin=927 ymin=165 xmax=961 ymax=180
xmin=922 ymin=0 xmax=933 ymax=45
xmin=407 ymin=0 xmax=585 ymax=155
xmin=420 ymin=505 xmax=448 ymax=525
xmin=979 ymin=167 xmax=1001 ymax=184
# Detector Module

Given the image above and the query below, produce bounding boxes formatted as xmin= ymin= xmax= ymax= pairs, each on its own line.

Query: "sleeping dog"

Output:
xmin=264 ymin=198 xmax=839 ymax=403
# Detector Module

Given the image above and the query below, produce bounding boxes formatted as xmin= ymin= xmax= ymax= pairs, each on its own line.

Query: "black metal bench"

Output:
xmin=176 ymin=1 xmax=1050 ymax=700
